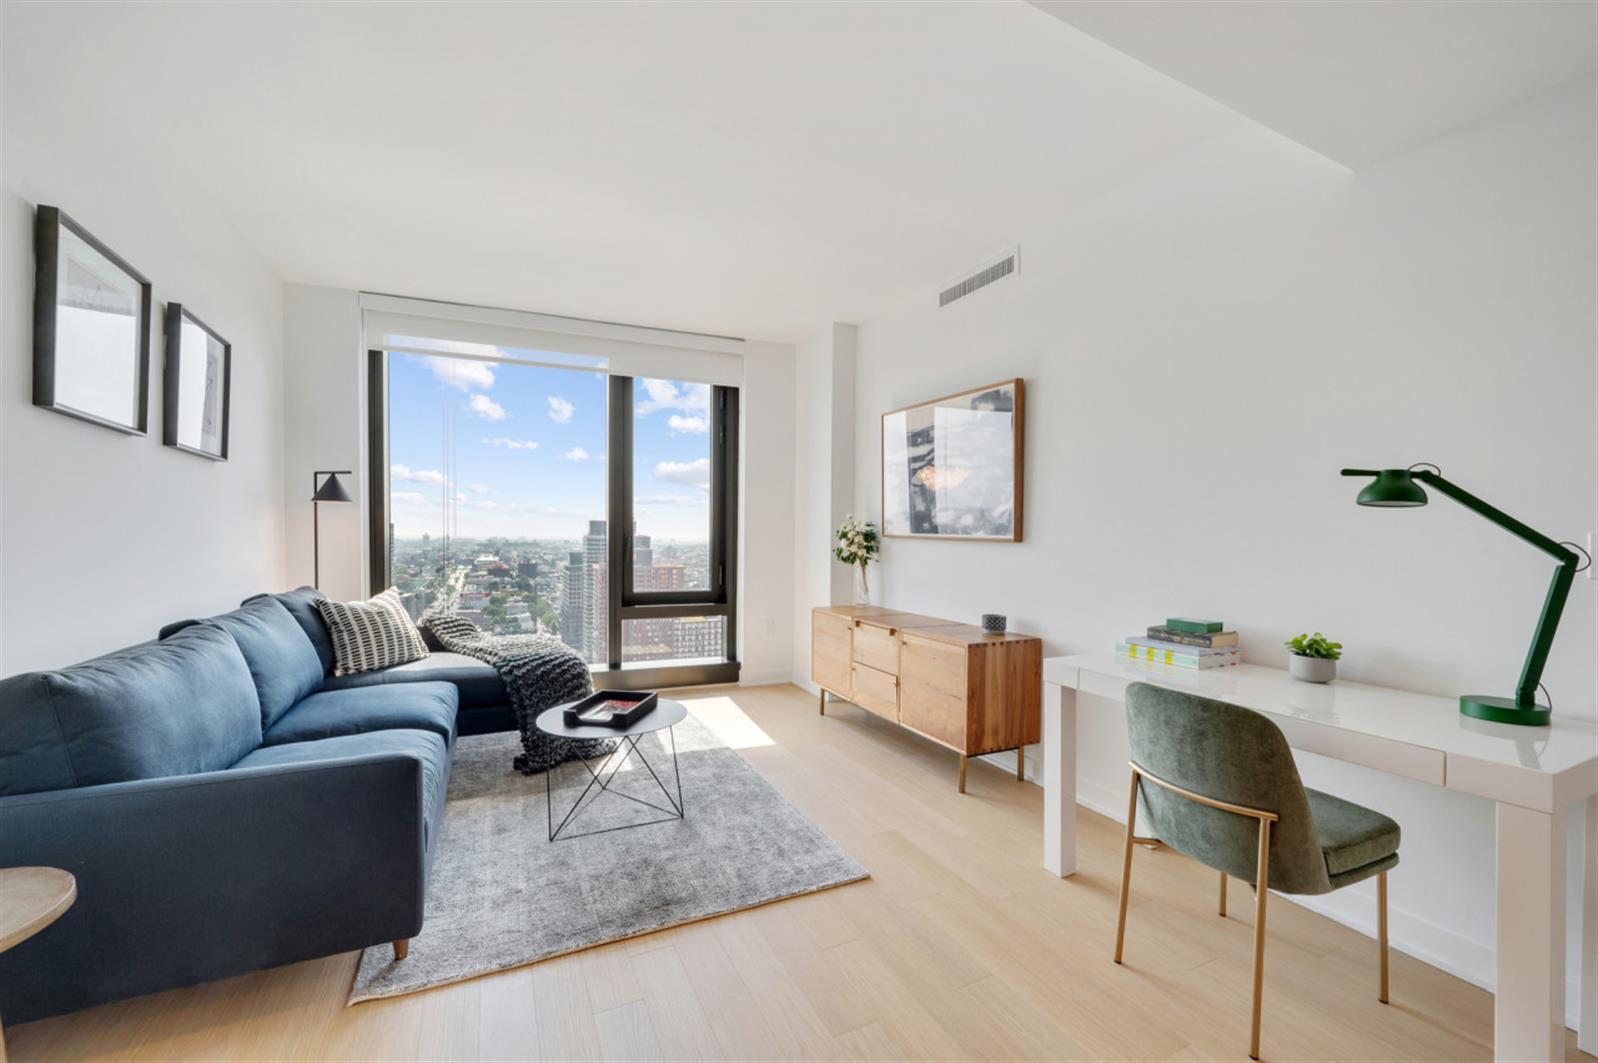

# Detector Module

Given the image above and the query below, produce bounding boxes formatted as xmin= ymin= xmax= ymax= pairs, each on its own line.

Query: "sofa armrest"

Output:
xmin=0 ymin=752 xmax=428 ymax=1024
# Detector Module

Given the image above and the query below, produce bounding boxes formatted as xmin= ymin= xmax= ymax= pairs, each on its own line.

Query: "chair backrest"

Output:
xmin=1124 ymin=682 xmax=1330 ymax=895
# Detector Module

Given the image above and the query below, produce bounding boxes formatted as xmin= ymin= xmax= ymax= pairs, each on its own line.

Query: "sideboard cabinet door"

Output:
xmin=899 ymin=631 xmax=969 ymax=750
xmin=812 ymin=608 xmax=854 ymax=696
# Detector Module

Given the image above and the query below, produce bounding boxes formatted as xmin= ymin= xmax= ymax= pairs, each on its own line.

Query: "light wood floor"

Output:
xmin=9 ymin=683 xmax=1592 ymax=1062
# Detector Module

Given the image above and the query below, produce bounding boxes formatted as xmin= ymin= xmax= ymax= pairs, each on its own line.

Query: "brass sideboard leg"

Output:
xmin=819 ymin=688 xmax=826 ymax=715
xmin=1016 ymin=747 xmax=1026 ymax=781
xmin=958 ymin=754 xmax=969 ymax=794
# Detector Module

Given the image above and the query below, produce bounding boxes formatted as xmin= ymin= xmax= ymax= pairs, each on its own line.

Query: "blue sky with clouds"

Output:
xmin=387 ymin=353 xmax=712 ymax=541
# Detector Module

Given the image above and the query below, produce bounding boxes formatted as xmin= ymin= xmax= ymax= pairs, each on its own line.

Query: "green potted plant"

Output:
xmin=834 ymin=515 xmax=880 ymax=605
xmin=1285 ymin=631 xmax=1342 ymax=683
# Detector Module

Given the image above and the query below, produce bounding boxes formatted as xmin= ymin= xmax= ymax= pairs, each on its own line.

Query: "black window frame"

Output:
xmin=368 ymin=351 xmax=740 ymax=689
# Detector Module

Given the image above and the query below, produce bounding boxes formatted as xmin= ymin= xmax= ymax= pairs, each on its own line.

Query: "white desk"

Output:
xmin=1042 ymin=654 xmax=1598 ymax=1063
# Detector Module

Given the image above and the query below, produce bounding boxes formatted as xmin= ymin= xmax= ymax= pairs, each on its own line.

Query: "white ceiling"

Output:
xmin=5 ymin=2 xmax=1591 ymax=342
xmin=2 ymin=1 xmax=1239 ymax=341
xmin=1031 ymin=0 xmax=1597 ymax=169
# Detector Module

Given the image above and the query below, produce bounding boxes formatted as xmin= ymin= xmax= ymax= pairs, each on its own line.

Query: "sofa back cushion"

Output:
xmin=0 ymin=624 xmax=262 ymax=796
xmin=204 ymin=597 xmax=325 ymax=729
xmin=248 ymin=587 xmax=336 ymax=676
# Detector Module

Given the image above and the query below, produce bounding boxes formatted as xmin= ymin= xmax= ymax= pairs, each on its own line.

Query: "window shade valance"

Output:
xmin=360 ymin=294 xmax=744 ymax=387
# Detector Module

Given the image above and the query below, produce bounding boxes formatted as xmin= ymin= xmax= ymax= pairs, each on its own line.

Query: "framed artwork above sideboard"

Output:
xmin=881 ymin=377 xmax=1023 ymax=542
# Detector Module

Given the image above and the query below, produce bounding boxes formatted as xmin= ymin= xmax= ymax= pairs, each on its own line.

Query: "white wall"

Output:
xmin=791 ymin=322 xmax=859 ymax=680
xmin=282 ymin=285 xmax=365 ymax=601
xmin=1 ymin=100 xmax=286 ymax=672
xmin=811 ymin=81 xmax=1595 ymax=1014
xmin=739 ymin=340 xmax=799 ymax=684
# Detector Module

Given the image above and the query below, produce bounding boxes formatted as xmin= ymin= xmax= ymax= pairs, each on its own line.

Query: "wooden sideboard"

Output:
xmin=811 ymin=605 xmax=1042 ymax=792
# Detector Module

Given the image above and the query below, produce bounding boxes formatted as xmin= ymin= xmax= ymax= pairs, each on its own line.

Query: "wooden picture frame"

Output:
xmin=881 ymin=378 xmax=1024 ymax=542
xmin=33 ymin=206 xmax=152 ymax=435
xmin=162 ymin=303 xmax=232 ymax=461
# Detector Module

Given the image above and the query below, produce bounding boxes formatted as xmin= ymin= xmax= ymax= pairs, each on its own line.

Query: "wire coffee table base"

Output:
xmin=546 ymin=728 xmax=684 ymax=842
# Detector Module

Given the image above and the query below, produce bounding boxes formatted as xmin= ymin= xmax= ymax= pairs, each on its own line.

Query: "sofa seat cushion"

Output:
xmin=1307 ymin=787 xmax=1401 ymax=877
xmin=232 ymin=728 xmax=449 ymax=849
xmin=263 ymin=682 xmax=458 ymax=747
xmin=318 ymin=652 xmax=506 ymax=709
xmin=0 ymin=625 xmax=261 ymax=796
xmin=203 ymin=597 xmax=325 ymax=730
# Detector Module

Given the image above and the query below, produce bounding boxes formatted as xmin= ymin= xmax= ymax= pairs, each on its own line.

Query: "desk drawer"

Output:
xmin=851 ymin=662 xmax=899 ymax=720
xmin=852 ymin=621 xmax=900 ymax=674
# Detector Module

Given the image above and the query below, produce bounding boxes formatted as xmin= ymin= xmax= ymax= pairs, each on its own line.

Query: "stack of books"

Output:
xmin=1115 ymin=617 xmax=1241 ymax=669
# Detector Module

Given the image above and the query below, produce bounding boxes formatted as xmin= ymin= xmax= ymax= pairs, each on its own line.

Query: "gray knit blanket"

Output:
xmin=422 ymin=613 xmax=613 ymax=775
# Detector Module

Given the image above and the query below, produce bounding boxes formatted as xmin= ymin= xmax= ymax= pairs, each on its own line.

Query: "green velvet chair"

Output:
xmin=1114 ymin=682 xmax=1401 ymax=1060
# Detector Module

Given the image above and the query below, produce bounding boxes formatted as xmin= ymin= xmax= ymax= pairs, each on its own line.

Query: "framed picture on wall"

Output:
xmin=881 ymin=378 xmax=1024 ymax=541
xmin=32 ymin=205 xmax=152 ymax=435
xmin=162 ymin=303 xmax=231 ymax=461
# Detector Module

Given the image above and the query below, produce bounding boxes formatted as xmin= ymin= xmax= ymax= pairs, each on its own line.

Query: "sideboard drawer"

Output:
xmin=852 ymin=621 xmax=900 ymax=674
xmin=851 ymin=662 xmax=899 ymax=720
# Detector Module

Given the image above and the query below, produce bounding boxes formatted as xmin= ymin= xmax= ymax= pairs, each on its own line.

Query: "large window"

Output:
xmin=368 ymin=344 xmax=738 ymax=685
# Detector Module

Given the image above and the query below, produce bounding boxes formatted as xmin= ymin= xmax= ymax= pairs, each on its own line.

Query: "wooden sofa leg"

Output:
xmin=393 ymin=939 xmax=409 ymax=961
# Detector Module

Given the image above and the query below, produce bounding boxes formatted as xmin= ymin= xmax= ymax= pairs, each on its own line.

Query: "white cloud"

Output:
xmin=468 ymin=394 xmax=506 ymax=421
xmin=391 ymin=491 xmax=428 ymax=506
xmin=564 ymin=446 xmax=590 ymax=462
xmin=482 ymin=436 xmax=538 ymax=450
xmin=391 ymin=464 xmax=447 ymax=487
xmin=667 ymin=414 xmax=708 ymax=434
xmin=654 ymin=457 xmax=711 ymax=487
xmin=468 ymin=483 xmax=490 ymax=494
xmin=635 ymin=379 xmax=711 ymax=416
xmin=547 ymin=396 xmax=574 ymax=424
xmin=423 ymin=356 xmax=495 ymax=392
xmin=636 ymin=493 xmax=701 ymax=507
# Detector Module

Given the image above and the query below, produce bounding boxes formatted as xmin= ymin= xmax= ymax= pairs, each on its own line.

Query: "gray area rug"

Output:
xmin=349 ymin=714 xmax=868 ymax=1003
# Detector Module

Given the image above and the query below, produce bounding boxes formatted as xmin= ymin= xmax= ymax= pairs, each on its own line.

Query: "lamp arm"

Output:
xmin=1412 ymin=470 xmax=1579 ymax=708
xmin=1411 ymin=471 xmax=1577 ymax=562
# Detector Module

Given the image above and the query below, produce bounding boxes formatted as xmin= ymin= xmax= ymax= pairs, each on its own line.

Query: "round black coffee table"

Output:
xmin=534 ymin=698 xmax=687 ymax=842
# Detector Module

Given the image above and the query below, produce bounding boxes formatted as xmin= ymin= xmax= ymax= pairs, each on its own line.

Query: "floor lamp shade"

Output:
xmin=312 ymin=470 xmax=353 ymax=589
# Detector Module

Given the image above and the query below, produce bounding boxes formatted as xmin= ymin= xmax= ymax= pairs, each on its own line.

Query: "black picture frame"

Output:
xmin=33 ymin=205 xmax=152 ymax=435
xmin=162 ymin=303 xmax=232 ymax=461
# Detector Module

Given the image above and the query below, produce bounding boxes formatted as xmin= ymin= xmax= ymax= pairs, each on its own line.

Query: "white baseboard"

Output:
xmin=737 ymin=668 xmax=794 ymax=687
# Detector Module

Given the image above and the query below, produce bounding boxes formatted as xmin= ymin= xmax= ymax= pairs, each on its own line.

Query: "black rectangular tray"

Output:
xmin=563 ymin=689 xmax=658 ymax=729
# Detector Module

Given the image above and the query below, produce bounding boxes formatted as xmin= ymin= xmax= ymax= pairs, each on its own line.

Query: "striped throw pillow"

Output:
xmin=314 ymin=589 xmax=429 ymax=676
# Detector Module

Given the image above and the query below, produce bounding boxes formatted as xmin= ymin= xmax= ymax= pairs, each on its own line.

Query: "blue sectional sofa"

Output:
xmin=0 ymin=587 xmax=517 ymax=1025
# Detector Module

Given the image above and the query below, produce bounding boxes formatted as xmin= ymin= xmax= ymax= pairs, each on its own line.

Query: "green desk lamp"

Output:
xmin=1340 ymin=465 xmax=1582 ymax=727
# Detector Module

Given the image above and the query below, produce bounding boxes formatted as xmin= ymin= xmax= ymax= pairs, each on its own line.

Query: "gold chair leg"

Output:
xmin=1249 ymin=820 xmax=1271 ymax=1061
xmin=1113 ymin=769 xmax=1139 ymax=964
xmin=1219 ymin=871 xmax=1228 ymax=917
xmin=1378 ymin=870 xmax=1389 ymax=1004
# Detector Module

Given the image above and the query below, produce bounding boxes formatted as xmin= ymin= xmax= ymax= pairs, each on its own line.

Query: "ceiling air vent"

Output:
xmin=938 ymin=247 xmax=1019 ymax=308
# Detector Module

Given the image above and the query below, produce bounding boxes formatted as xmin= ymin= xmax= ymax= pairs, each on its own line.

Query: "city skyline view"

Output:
xmin=386 ymin=350 xmax=714 ymax=543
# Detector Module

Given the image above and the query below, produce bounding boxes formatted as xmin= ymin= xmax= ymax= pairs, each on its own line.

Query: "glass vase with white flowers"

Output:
xmin=833 ymin=515 xmax=881 ymax=605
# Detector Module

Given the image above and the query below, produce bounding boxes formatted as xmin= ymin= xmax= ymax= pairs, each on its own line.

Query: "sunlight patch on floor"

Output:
xmin=681 ymin=694 xmax=777 ymax=750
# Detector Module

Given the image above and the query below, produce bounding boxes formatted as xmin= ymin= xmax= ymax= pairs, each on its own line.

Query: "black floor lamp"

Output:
xmin=311 ymin=470 xmax=353 ymax=589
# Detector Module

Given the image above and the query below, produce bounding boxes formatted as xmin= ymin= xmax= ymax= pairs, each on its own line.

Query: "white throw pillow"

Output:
xmin=314 ymin=588 xmax=429 ymax=676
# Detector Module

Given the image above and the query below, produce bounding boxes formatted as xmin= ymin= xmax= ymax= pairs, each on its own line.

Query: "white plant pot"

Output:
xmin=1289 ymin=655 xmax=1337 ymax=683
